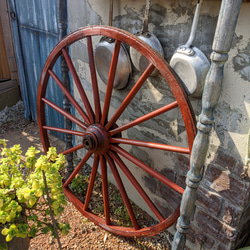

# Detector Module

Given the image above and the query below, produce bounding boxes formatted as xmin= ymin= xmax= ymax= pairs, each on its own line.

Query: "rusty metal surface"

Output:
xmin=37 ymin=25 xmax=196 ymax=237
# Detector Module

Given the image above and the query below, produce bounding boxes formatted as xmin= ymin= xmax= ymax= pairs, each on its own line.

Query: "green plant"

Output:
xmin=70 ymin=174 xmax=89 ymax=195
xmin=0 ymin=139 xmax=70 ymax=250
xmin=113 ymin=193 xmax=121 ymax=203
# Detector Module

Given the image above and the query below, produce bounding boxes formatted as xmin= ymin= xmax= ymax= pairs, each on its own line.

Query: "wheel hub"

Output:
xmin=82 ymin=124 xmax=110 ymax=154
xmin=83 ymin=134 xmax=97 ymax=150
xmin=38 ymin=26 xmax=196 ymax=238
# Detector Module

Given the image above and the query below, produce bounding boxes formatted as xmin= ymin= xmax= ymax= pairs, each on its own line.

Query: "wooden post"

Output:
xmin=172 ymin=0 xmax=243 ymax=249
xmin=57 ymin=0 xmax=74 ymax=175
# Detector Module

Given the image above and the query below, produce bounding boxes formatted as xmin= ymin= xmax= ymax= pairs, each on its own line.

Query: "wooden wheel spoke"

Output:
xmin=38 ymin=26 xmax=197 ymax=237
xmin=62 ymin=48 xmax=95 ymax=123
xmin=42 ymin=98 xmax=87 ymax=130
xmin=108 ymin=150 xmax=164 ymax=222
xmin=48 ymin=69 xmax=91 ymax=125
xmin=111 ymin=145 xmax=184 ymax=195
xmin=100 ymin=155 xmax=111 ymax=225
xmin=84 ymin=155 xmax=99 ymax=210
xmin=61 ymin=144 xmax=84 ymax=155
xmin=110 ymin=101 xmax=179 ymax=136
xmin=105 ymin=63 xmax=155 ymax=130
xmin=105 ymin=153 xmax=140 ymax=230
xmin=87 ymin=36 xmax=101 ymax=123
xmin=43 ymin=125 xmax=85 ymax=137
xmin=110 ymin=138 xmax=190 ymax=155
xmin=101 ymin=40 xmax=121 ymax=125
xmin=63 ymin=151 xmax=92 ymax=187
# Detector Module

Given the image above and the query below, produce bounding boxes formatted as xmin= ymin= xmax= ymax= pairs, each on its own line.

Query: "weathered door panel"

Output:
xmin=8 ymin=0 xmax=64 ymax=138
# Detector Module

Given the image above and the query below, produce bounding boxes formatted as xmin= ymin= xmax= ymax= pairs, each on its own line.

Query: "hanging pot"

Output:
xmin=95 ymin=0 xmax=132 ymax=90
xmin=169 ymin=0 xmax=210 ymax=98
xmin=130 ymin=0 xmax=164 ymax=76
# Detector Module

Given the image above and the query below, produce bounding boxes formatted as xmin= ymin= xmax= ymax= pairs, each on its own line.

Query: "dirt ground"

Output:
xmin=0 ymin=113 xmax=173 ymax=249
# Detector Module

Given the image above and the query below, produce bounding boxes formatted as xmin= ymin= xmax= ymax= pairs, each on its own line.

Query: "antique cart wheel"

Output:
xmin=37 ymin=26 xmax=196 ymax=237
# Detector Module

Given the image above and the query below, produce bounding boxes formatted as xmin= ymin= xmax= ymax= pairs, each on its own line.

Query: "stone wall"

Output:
xmin=68 ymin=1 xmax=250 ymax=249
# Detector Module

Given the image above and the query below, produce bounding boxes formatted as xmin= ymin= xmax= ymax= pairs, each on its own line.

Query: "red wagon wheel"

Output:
xmin=37 ymin=26 xmax=196 ymax=237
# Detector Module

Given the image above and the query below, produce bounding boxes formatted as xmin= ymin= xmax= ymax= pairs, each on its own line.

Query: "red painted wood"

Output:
xmin=87 ymin=36 xmax=101 ymax=123
xmin=43 ymin=126 xmax=85 ymax=137
xmin=37 ymin=26 xmax=196 ymax=237
xmin=63 ymin=185 xmax=180 ymax=237
xmin=63 ymin=150 xmax=92 ymax=187
xmin=110 ymin=100 xmax=179 ymax=136
xmin=61 ymin=144 xmax=84 ymax=155
xmin=110 ymin=138 xmax=190 ymax=154
xmin=42 ymin=97 xmax=87 ymax=130
xmin=100 ymin=155 xmax=111 ymax=225
xmin=101 ymin=40 xmax=121 ymax=126
xmin=105 ymin=63 xmax=155 ymax=131
xmin=108 ymin=150 xmax=164 ymax=222
xmin=48 ymin=69 xmax=91 ymax=125
xmin=111 ymin=145 xmax=184 ymax=195
xmin=105 ymin=153 xmax=140 ymax=230
xmin=62 ymin=48 xmax=95 ymax=123
xmin=84 ymin=155 xmax=99 ymax=210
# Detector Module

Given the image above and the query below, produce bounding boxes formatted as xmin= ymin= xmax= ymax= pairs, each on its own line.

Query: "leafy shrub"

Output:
xmin=0 ymin=139 xmax=70 ymax=249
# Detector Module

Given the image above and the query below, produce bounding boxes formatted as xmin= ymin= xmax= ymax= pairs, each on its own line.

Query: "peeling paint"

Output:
xmin=233 ymin=40 xmax=250 ymax=82
xmin=113 ymin=7 xmax=142 ymax=32
xmin=68 ymin=2 xmax=250 ymax=247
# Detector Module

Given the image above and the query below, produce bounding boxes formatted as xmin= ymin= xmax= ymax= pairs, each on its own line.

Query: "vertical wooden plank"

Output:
xmin=7 ymin=0 xmax=60 ymax=124
xmin=0 ymin=18 xmax=11 ymax=79
xmin=7 ymin=0 xmax=31 ymax=119
xmin=0 ymin=0 xmax=19 ymax=83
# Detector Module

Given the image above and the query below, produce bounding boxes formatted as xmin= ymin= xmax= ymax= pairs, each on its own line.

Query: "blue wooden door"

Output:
xmin=8 ymin=0 xmax=64 ymax=138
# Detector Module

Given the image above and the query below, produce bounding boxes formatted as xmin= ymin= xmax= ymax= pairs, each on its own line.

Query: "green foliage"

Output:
xmin=70 ymin=174 xmax=89 ymax=195
xmin=0 ymin=140 xmax=70 ymax=248
xmin=59 ymin=222 xmax=71 ymax=236
xmin=0 ymin=243 xmax=7 ymax=250
xmin=114 ymin=205 xmax=137 ymax=227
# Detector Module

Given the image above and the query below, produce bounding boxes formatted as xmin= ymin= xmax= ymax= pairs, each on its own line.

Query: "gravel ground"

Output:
xmin=0 ymin=101 xmax=25 ymax=127
xmin=0 ymin=102 xmax=175 ymax=249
